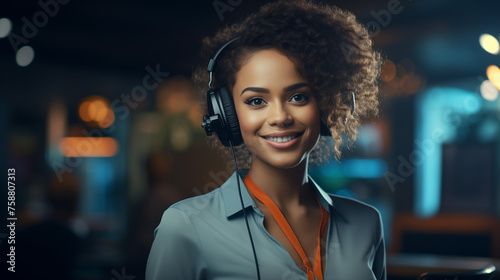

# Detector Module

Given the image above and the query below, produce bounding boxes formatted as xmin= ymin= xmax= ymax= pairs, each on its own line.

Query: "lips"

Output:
xmin=262 ymin=134 xmax=299 ymax=143
xmin=260 ymin=132 xmax=303 ymax=148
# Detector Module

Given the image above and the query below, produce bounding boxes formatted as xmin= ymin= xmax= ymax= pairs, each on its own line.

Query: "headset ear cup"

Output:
xmin=218 ymin=87 xmax=243 ymax=146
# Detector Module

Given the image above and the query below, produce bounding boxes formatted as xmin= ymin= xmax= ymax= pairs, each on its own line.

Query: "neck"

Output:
xmin=248 ymin=157 xmax=315 ymax=212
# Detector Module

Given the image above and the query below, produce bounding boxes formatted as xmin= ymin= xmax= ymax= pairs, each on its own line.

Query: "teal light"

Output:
xmin=415 ymin=87 xmax=481 ymax=217
xmin=318 ymin=158 xmax=387 ymax=179
xmin=82 ymin=158 xmax=115 ymax=214
xmin=478 ymin=117 xmax=499 ymax=142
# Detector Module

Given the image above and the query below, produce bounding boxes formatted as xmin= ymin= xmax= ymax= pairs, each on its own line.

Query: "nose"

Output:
xmin=267 ymin=102 xmax=293 ymax=128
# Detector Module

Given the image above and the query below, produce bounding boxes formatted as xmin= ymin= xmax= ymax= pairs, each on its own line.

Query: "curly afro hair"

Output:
xmin=193 ymin=0 xmax=381 ymax=168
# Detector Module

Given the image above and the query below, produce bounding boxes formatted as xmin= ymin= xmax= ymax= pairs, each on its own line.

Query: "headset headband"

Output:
xmin=207 ymin=37 xmax=240 ymax=89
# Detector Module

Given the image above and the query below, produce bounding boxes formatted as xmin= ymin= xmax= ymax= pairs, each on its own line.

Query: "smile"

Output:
xmin=263 ymin=134 xmax=300 ymax=143
xmin=260 ymin=132 xmax=304 ymax=149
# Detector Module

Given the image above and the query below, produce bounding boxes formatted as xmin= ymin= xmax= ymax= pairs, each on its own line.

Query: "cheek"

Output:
xmin=299 ymin=105 xmax=321 ymax=132
xmin=307 ymin=109 xmax=321 ymax=125
xmin=235 ymin=105 xmax=263 ymax=138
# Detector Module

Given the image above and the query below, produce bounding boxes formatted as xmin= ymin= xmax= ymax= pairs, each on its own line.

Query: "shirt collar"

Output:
xmin=220 ymin=169 xmax=256 ymax=218
xmin=308 ymin=175 xmax=334 ymax=212
xmin=221 ymin=169 xmax=335 ymax=218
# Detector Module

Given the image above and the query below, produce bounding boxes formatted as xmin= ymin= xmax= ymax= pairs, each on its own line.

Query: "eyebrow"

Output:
xmin=240 ymin=83 xmax=310 ymax=95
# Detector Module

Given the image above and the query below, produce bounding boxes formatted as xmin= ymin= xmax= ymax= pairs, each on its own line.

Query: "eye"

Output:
xmin=289 ymin=93 xmax=309 ymax=103
xmin=244 ymin=97 xmax=266 ymax=107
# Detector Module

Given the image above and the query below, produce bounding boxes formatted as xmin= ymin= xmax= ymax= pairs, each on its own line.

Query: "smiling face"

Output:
xmin=232 ymin=48 xmax=321 ymax=169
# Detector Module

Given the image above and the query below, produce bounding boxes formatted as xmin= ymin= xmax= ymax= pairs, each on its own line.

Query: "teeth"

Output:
xmin=264 ymin=134 xmax=298 ymax=142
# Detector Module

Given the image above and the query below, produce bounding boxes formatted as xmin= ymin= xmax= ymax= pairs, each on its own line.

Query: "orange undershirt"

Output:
xmin=244 ymin=174 xmax=329 ymax=280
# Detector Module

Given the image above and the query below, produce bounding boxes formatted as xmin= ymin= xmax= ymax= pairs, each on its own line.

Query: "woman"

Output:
xmin=146 ymin=1 xmax=385 ymax=279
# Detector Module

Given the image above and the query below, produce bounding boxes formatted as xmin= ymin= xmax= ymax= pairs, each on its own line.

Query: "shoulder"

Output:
xmin=160 ymin=187 xmax=224 ymax=225
xmin=152 ymin=188 xmax=225 ymax=249
xmin=155 ymin=170 xmax=246 ymax=232
xmin=330 ymin=194 xmax=380 ymax=215
xmin=148 ymin=198 xmax=212 ymax=279
xmin=329 ymin=194 xmax=382 ymax=228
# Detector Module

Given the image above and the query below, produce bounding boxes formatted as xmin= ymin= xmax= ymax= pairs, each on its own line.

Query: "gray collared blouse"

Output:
xmin=146 ymin=169 xmax=386 ymax=280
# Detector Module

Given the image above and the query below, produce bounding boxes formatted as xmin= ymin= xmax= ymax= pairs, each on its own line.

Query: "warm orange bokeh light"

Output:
xmin=78 ymin=96 xmax=115 ymax=128
xmin=382 ymin=58 xmax=423 ymax=96
xmin=156 ymin=75 xmax=196 ymax=115
xmin=97 ymin=108 xmax=115 ymax=128
xmin=89 ymin=99 xmax=107 ymax=120
xmin=381 ymin=59 xmax=396 ymax=82
xmin=486 ymin=65 xmax=500 ymax=91
xmin=79 ymin=101 xmax=92 ymax=122
xmin=59 ymin=137 xmax=119 ymax=157
xmin=188 ymin=103 xmax=203 ymax=127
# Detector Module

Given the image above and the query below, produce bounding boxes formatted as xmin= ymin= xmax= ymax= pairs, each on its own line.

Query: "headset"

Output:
xmin=200 ymin=37 xmax=356 ymax=280
xmin=201 ymin=37 xmax=243 ymax=147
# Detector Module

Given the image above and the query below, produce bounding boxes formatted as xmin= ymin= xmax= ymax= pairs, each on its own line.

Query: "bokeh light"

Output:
xmin=381 ymin=59 xmax=396 ymax=82
xmin=486 ymin=65 xmax=500 ymax=91
xmin=170 ymin=124 xmax=190 ymax=151
xmin=59 ymin=137 xmax=119 ymax=157
xmin=479 ymin=34 xmax=500 ymax=55
xmin=78 ymin=101 xmax=92 ymax=122
xmin=480 ymin=80 xmax=499 ymax=101
xmin=381 ymin=58 xmax=423 ymax=96
xmin=78 ymin=96 xmax=115 ymax=128
xmin=156 ymin=75 xmax=196 ymax=115
xmin=0 ymin=18 xmax=12 ymax=38
xmin=188 ymin=103 xmax=203 ymax=126
xmin=16 ymin=45 xmax=35 ymax=67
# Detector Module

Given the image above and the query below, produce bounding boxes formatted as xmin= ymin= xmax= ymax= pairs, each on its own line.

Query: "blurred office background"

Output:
xmin=1 ymin=0 xmax=500 ymax=279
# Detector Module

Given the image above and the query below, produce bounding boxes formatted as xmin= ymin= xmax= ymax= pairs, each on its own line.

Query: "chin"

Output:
xmin=254 ymin=153 xmax=309 ymax=170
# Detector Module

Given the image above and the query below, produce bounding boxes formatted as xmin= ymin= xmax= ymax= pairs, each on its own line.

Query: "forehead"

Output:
xmin=234 ymin=48 xmax=307 ymax=88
